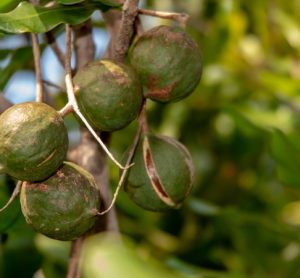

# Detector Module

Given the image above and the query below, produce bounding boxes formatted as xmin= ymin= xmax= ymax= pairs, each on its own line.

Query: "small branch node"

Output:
xmin=59 ymin=102 xmax=74 ymax=117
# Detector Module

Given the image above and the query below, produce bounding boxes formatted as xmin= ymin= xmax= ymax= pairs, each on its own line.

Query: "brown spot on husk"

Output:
xmin=57 ymin=170 xmax=65 ymax=178
xmin=145 ymin=26 xmax=197 ymax=49
xmin=164 ymin=30 xmax=184 ymax=43
xmin=146 ymin=76 xmax=176 ymax=101
xmin=113 ymin=72 xmax=130 ymax=86
xmin=102 ymin=71 xmax=130 ymax=86
xmin=101 ymin=60 xmax=130 ymax=86
xmin=37 ymin=183 xmax=48 ymax=192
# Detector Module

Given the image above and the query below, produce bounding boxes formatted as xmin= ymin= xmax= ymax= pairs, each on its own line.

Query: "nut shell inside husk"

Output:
xmin=124 ymin=134 xmax=194 ymax=211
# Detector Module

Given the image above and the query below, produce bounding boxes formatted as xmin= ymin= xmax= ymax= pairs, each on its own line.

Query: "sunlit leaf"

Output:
xmin=272 ymin=9 xmax=300 ymax=49
xmin=0 ymin=1 xmax=102 ymax=33
xmin=224 ymin=104 xmax=293 ymax=134
xmin=260 ymin=71 xmax=300 ymax=96
xmin=81 ymin=233 xmax=184 ymax=278
xmin=0 ymin=0 xmax=21 ymax=13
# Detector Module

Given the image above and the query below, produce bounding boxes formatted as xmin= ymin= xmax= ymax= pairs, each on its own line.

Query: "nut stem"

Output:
xmin=97 ymin=123 xmax=142 ymax=215
xmin=64 ymin=25 xmax=129 ymax=170
xmin=0 ymin=181 xmax=22 ymax=213
xmin=139 ymin=101 xmax=150 ymax=133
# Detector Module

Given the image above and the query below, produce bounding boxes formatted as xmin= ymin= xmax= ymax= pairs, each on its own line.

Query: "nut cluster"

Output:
xmin=0 ymin=24 xmax=202 ymax=240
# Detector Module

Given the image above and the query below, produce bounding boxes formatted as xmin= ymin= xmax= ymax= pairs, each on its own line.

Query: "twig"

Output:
xmin=66 ymin=21 xmax=100 ymax=278
xmin=97 ymin=123 xmax=142 ymax=215
xmin=67 ymin=236 xmax=85 ymax=278
xmin=42 ymin=79 xmax=65 ymax=91
xmin=139 ymin=101 xmax=150 ymax=133
xmin=138 ymin=8 xmax=190 ymax=27
xmin=30 ymin=0 xmax=43 ymax=102
xmin=73 ymin=20 xmax=95 ymax=70
xmin=96 ymin=0 xmax=143 ymax=216
xmin=134 ymin=15 xmax=144 ymax=37
xmin=59 ymin=103 xmax=74 ymax=117
xmin=31 ymin=33 xmax=43 ymax=102
xmin=0 ymin=94 xmax=12 ymax=114
xmin=96 ymin=101 xmax=149 ymax=215
xmin=65 ymin=26 xmax=74 ymax=76
xmin=113 ymin=0 xmax=140 ymax=61
xmin=64 ymin=25 xmax=128 ymax=170
xmin=45 ymin=32 xmax=65 ymax=67
xmin=0 ymin=181 xmax=22 ymax=213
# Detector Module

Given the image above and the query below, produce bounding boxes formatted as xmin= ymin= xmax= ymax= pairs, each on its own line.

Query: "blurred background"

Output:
xmin=1 ymin=0 xmax=300 ymax=277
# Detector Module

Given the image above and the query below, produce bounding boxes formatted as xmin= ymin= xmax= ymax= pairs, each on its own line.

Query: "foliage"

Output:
xmin=1 ymin=0 xmax=300 ymax=277
xmin=0 ymin=1 xmax=120 ymax=33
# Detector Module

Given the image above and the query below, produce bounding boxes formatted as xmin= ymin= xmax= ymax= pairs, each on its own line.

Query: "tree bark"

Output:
xmin=0 ymin=95 xmax=12 ymax=114
xmin=66 ymin=1 xmax=140 ymax=276
xmin=112 ymin=0 xmax=140 ymax=61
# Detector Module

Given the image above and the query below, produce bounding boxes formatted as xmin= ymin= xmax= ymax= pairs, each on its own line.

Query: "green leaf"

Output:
xmin=0 ymin=0 xmax=21 ymax=13
xmin=223 ymin=105 xmax=266 ymax=136
xmin=187 ymin=198 xmax=220 ymax=216
xmin=0 ymin=1 xmax=99 ymax=33
xmin=81 ymin=233 xmax=184 ymax=278
xmin=0 ymin=183 xmax=21 ymax=233
xmin=273 ymin=9 xmax=300 ymax=49
xmin=260 ymin=71 xmax=300 ymax=96
xmin=58 ymin=0 xmax=85 ymax=5
xmin=34 ymin=234 xmax=70 ymax=265
xmin=270 ymin=129 xmax=300 ymax=188
xmin=0 ymin=49 xmax=11 ymax=61
xmin=0 ymin=46 xmax=38 ymax=90
xmin=223 ymin=104 xmax=293 ymax=134
xmin=91 ymin=0 xmax=121 ymax=7
xmin=58 ymin=0 xmax=121 ymax=7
